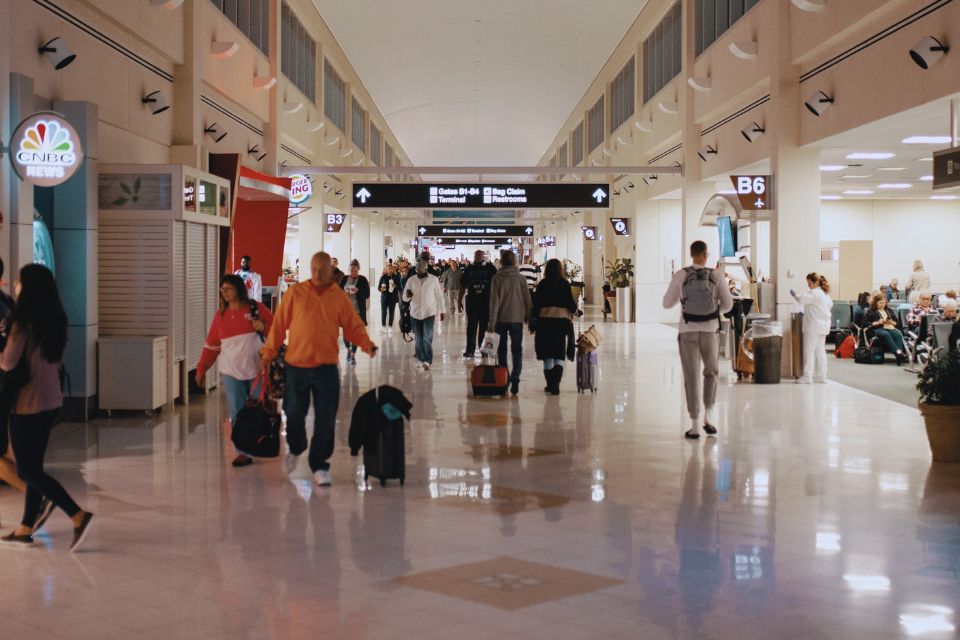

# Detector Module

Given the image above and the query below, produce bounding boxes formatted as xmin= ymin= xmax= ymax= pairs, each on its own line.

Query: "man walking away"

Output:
xmin=518 ymin=256 xmax=539 ymax=292
xmin=440 ymin=259 xmax=462 ymax=315
xmin=403 ymin=260 xmax=445 ymax=370
xmin=459 ymin=250 xmax=497 ymax=358
xmin=235 ymin=255 xmax=262 ymax=304
xmin=261 ymin=252 xmax=377 ymax=487
xmin=662 ymin=241 xmax=733 ymax=439
xmin=488 ymin=250 xmax=533 ymax=396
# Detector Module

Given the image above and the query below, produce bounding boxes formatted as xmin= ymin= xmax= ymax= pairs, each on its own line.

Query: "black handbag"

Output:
xmin=853 ymin=345 xmax=885 ymax=364
xmin=0 ymin=353 xmax=30 ymax=414
xmin=231 ymin=374 xmax=281 ymax=458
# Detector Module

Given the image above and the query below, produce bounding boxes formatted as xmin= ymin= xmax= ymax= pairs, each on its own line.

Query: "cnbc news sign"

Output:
xmin=352 ymin=183 xmax=610 ymax=209
xmin=9 ymin=112 xmax=84 ymax=188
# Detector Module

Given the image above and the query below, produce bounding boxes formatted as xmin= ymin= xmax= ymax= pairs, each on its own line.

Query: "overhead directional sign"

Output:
xmin=417 ymin=225 xmax=534 ymax=238
xmin=326 ymin=213 xmax=346 ymax=232
xmin=610 ymin=218 xmax=630 ymax=236
xmin=352 ymin=183 xmax=610 ymax=209
xmin=581 ymin=226 xmax=598 ymax=241
xmin=730 ymin=175 xmax=772 ymax=210
xmin=933 ymin=146 xmax=960 ymax=190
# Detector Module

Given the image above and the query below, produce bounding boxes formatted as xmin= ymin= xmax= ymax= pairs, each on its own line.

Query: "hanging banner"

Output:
xmin=9 ymin=112 xmax=84 ymax=187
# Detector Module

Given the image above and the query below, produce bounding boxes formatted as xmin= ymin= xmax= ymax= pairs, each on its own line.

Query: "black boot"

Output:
xmin=543 ymin=368 xmax=552 ymax=393
xmin=547 ymin=365 xmax=562 ymax=395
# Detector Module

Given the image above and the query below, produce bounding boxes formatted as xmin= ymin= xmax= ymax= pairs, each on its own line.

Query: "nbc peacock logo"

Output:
xmin=10 ymin=112 xmax=83 ymax=187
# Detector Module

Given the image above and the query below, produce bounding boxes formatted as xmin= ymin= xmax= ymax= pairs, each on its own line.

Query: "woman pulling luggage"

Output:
xmin=1 ymin=264 xmax=94 ymax=550
xmin=530 ymin=259 xmax=578 ymax=395
xmin=196 ymin=274 xmax=274 ymax=467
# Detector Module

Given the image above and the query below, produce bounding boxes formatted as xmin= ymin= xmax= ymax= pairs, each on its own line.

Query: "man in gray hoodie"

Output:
xmin=488 ymin=250 xmax=533 ymax=396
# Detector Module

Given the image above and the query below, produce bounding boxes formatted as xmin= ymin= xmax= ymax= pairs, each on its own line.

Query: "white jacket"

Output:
xmin=403 ymin=274 xmax=445 ymax=320
xmin=793 ymin=287 xmax=833 ymax=335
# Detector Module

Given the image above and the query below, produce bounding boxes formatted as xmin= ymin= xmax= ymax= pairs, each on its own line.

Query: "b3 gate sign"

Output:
xmin=352 ymin=183 xmax=610 ymax=209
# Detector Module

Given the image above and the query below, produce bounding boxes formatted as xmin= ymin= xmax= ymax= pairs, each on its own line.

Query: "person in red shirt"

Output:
xmin=196 ymin=274 xmax=273 ymax=467
xmin=261 ymin=251 xmax=377 ymax=487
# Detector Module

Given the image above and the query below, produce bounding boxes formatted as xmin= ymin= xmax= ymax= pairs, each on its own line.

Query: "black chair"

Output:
xmin=931 ymin=322 xmax=955 ymax=359
xmin=828 ymin=302 xmax=854 ymax=345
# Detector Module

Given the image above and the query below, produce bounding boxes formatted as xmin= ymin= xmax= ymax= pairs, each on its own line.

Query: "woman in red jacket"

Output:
xmin=196 ymin=274 xmax=273 ymax=467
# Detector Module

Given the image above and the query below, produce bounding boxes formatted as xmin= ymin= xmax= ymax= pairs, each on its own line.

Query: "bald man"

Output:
xmin=261 ymin=251 xmax=377 ymax=487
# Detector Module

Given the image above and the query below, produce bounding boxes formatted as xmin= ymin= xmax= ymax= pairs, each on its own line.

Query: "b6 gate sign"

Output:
xmin=9 ymin=112 xmax=84 ymax=188
xmin=730 ymin=175 xmax=772 ymax=210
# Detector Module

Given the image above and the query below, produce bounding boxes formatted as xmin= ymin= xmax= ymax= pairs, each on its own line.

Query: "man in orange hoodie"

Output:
xmin=261 ymin=251 xmax=377 ymax=487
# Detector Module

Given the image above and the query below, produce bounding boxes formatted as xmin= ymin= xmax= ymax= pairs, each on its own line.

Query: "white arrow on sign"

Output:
xmin=418 ymin=227 xmax=426 ymax=235
xmin=355 ymin=187 xmax=372 ymax=203
xmin=525 ymin=227 xmax=533 ymax=235
xmin=592 ymin=188 xmax=608 ymax=203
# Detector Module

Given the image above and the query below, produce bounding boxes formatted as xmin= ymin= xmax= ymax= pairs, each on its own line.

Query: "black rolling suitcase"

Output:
xmin=363 ymin=421 xmax=405 ymax=487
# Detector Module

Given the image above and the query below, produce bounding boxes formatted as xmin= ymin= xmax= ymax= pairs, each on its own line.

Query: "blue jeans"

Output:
xmin=496 ymin=322 xmax=524 ymax=384
xmin=222 ymin=374 xmax=253 ymax=456
xmin=543 ymin=358 xmax=562 ymax=370
xmin=873 ymin=328 xmax=906 ymax=353
xmin=283 ymin=364 xmax=340 ymax=472
xmin=412 ymin=316 xmax=436 ymax=364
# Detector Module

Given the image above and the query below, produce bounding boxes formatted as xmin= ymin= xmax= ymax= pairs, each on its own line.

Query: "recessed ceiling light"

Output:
xmin=920 ymin=175 xmax=934 ymax=181
xmin=843 ymin=190 xmax=874 ymax=195
xmin=846 ymin=152 xmax=895 ymax=160
xmin=841 ymin=174 xmax=872 ymax=179
xmin=821 ymin=195 xmax=843 ymax=200
xmin=878 ymin=183 xmax=912 ymax=189
xmin=918 ymin=157 xmax=933 ymax=162
xmin=902 ymin=136 xmax=952 ymax=144
xmin=930 ymin=195 xmax=958 ymax=200
xmin=876 ymin=167 xmax=906 ymax=171
xmin=820 ymin=165 xmax=845 ymax=171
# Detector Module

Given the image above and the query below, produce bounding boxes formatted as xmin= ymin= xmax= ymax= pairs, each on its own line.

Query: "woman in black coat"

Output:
xmin=339 ymin=259 xmax=371 ymax=364
xmin=531 ymin=259 xmax=577 ymax=394
xmin=377 ymin=264 xmax=402 ymax=330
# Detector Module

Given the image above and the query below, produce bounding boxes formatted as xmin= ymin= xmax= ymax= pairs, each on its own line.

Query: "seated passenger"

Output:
xmin=943 ymin=301 xmax=958 ymax=322
xmin=907 ymin=293 xmax=938 ymax=329
xmin=881 ymin=278 xmax=900 ymax=301
xmin=863 ymin=293 xmax=907 ymax=365
xmin=938 ymin=290 xmax=957 ymax=309
xmin=853 ymin=291 xmax=871 ymax=328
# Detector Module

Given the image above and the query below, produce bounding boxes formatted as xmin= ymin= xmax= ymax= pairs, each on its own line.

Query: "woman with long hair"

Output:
xmin=790 ymin=273 xmax=833 ymax=383
xmin=195 ymin=274 xmax=273 ymax=467
xmin=864 ymin=292 xmax=908 ymax=365
xmin=339 ymin=259 xmax=370 ymax=364
xmin=378 ymin=263 xmax=402 ymax=333
xmin=530 ymin=259 xmax=578 ymax=394
xmin=1 ymin=264 xmax=93 ymax=550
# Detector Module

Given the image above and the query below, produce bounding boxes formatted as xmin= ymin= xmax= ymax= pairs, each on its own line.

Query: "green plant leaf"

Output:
xmin=132 ymin=196 xmax=139 ymax=203
xmin=112 ymin=197 xmax=128 ymax=206
xmin=134 ymin=177 xmax=141 ymax=193
xmin=120 ymin=183 xmax=132 ymax=194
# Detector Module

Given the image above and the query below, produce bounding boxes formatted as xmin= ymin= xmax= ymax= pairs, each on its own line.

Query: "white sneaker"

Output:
xmin=314 ymin=469 xmax=332 ymax=486
xmin=282 ymin=453 xmax=300 ymax=475
xmin=422 ymin=362 xmax=430 ymax=371
xmin=796 ymin=378 xmax=812 ymax=384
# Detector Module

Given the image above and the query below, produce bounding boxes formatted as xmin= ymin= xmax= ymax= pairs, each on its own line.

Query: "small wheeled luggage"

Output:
xmin=231 ymin=374 xmax=281 ymax=457
xmin=471 ymin=355 xmax=509 ymax=397
xmin=576 ymin=348 xmax=598 ymax=393
xmin=364 ymin=422 xmax=405 ymax=487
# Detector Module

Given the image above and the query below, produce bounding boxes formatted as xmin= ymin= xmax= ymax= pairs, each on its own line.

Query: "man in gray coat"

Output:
xmin=488 ymin=250 xmax=533 ymax=396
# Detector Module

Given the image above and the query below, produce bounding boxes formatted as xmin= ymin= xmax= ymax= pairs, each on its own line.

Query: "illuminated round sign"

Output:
xmin=289 ymin=173 xmax=312 ymax=205
xmin=9 ymin=112 xmax=84 ymax=188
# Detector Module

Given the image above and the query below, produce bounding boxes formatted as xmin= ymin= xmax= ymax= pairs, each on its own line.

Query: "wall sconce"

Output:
xmin=253 ymin=75 xmax=277 ymax=91
xmin=204 ymin=122 xmax=227 ymax=142
xmin=729 ymin=41 xmax=758 ymax=60
xmin=283 ymin=100 xmax=304 ymax=114
xmin=322 ymin=182 xmax=332 ymax=193
xmin=142 ymin=90 xmax=170 ymax=115
xmin=602 ymin=147 xmax=616 ymax=157
xmin=791 ymin=0 xmax=826 ymax=10
xmin=698 ymin=145 xmax=717 ymax=161
xmin=247 ymin=145 xmax=267 ymax=161
xmin=324 ymin=135 xmax=340 ymax=146
xmin=909 ymin=36 xmax=949 ymax=69
xmin=340 ymin=148 xmax=354 ymax=158
xmin=658 ymin=101 xmax=679 ymax=115
xmin=306 ymin=119 xmax=325 ymax=132
xmin=150 ymin=0 xmax=184 ymax=8
xmin=804 ymin=90 xmax=834 ymax=116
xmin=622 ymin=182 xmax=635 ymax=193
xmin=612 ymin=189 xmax=622 ymax=197
xmin=634 ymin=119 xmax=653 ymax=132
xmin=741 ymin=122 xmax=765 ymax=142
xmin=335 ymin=189 xmax=345 ymax=199
xmin=211 ymin=41 xmax=239 ymax=59
xmin=642 ymin=175 xmax=658 ymax=186
xmin=688 ymin=76 xmax=712 ymax=92
xmin=39 ymin=37 xmax=76 ymax=70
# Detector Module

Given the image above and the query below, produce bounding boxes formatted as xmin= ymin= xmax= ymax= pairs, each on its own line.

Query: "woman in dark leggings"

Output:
xmin=0 ymin=264 xmax=94 ymax=551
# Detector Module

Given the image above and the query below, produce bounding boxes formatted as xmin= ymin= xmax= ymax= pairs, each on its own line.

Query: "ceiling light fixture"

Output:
xmin=642 ymin=175 xmax=658 ymax=185
xmin=902 ymin=136 xmax=951 ymax=144
xmin=253 ymin=75 xmax=277 ymax=91
xmin=142 ymin=90 xmax=170 ymax=115
xmin=306 ymin=120 xmax=324 ymax=132
xmin=918 ymin=157 xmax=933 ymax=162
xmin=204 ymin=122 xmax=227 ymax=142
xmin=804 ymin=90 xmax=834 ymax=116
xmin=877 ymin=183 xmax=912 ymax=189
xmin=688 ymin=76 xmax=712 ymax=92
xmin=846 ymin=152 xmax=895 ymax=160
xmin=151 ymin=0 xmax=184 ymax=7
xmin=211 ymin=41 xmax=240 ymax=59
xmin=821 ymin=195 xmax=843 ymax=200
xmin=718 ymin=189 xmax=736 ymax=195
xmin=920 ymin=175 xmax=934 ymax=181
xmin=247 ymin=145 xmax=267 ymax=161
xmin=820 ymin=165 xmax=845 ymax=171
xmin=841 ymin=175 xmax=872 ymax=179
xmin=791 ymin=0 xmax=827 ymax=10
xmin=931 ymin=195 xmax=958 ymax=200
xmin=909 ymin=36 xmax=949 ymax=69
xmin=634 ymin=119 xmax=653 ymax=132
xmin=729 ymin=41 xmax=758 ymax=60
xmin=698 ymin=144 xmax=717 ymax=161
xmin=843 ymin=190 xmax=874 ymax=195
xmin=658 ymin=101 xmax=679 ymax=115
xmin=38 ymin=37 xmax=77 ymax=70
xmin=876 ymin=167 xmax=906 ymax=171
xmin=741 ymin=122 xmax=765 ymax=143
xmin=283 ymin=100 xmax=303 ymax=114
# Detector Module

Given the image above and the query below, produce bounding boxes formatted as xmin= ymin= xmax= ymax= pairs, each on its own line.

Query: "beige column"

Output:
xmin=262 ymin=0 xmax=282 ymax=175
xmin=170 ymin=0 xmax=202 ymax=168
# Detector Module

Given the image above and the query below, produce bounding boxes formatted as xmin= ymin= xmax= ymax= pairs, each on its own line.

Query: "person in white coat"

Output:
xmin=791 ymin=273 xmax=833 ymax=384
xmin=403 ymin=260 xmax=445 ymax=370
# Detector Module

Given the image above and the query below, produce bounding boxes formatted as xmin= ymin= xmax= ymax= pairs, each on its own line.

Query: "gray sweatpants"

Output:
xmin=678 ymin=332 xmax=719 ymax=419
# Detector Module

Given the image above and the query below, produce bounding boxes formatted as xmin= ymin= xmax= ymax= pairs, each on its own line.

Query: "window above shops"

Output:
xmin=281 ymin=3 xmax=316 ymax=102
xmin=370 ymin=125 xmax=382 ymax=165
xmin=609 ymin=57 xmax=635 ymax=133
xmin=571 ymin=122 xmax=584 ymax=166
xmin=351 ymin=98 xmax=366 ymax=152
xmin=324 ymin=61 xmax=346 ymax=133
xmin=385 ymin=143 xmax=395 ymax=167
xmin=643 ymin=2 xmax=681 ymax=104
xmin=695 ymin=0 xmax=761 ymax=57
xmin=587 ymin=96 xmax=604 ymax=153
xmin=210 ymin=0 xmax=269 ymax=56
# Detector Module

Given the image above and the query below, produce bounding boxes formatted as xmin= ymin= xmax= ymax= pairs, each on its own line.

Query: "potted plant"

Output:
xmin=605 ymin=258 xmax=634 ymax=322
xmin=563 ymin=259 xmax=585 ymax=301
xmin=917 ymin=349 xmax=960 ymax=462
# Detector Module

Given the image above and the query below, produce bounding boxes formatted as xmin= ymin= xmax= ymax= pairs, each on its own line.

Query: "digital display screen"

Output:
xmin=718 ymin=216 xmax=736 ymax=257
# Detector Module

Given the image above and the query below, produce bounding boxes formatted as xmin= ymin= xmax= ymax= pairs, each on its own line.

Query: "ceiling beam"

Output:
xmin=280 ymin=165 xmax=682 ymax=177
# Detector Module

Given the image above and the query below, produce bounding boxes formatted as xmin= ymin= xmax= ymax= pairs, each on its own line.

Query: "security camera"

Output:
xmin=642 ymin=175 xmax=658 ymax=186
xmin=804 ymin=90 xmax=834 ymax=116
xmin=909 ymin=36 xmax=949 ymax=70
xmin=38 ymin=37 xmax=76 ymax=70
xmin=204 ymin=122 xmax=228 ymax=143
xmin=142 ymin=90 xmax=170 ymax=115
xmin=698 ymin=145 xmax=717 ymax=162
xmin=741 ymin=122 xmax=765 ymax=143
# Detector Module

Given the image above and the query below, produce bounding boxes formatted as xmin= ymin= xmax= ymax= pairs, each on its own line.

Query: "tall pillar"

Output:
xmin=170 ymin=0 xmax=202 ymax=168
xmin=262 ymin=0 xmax=282 ymax=175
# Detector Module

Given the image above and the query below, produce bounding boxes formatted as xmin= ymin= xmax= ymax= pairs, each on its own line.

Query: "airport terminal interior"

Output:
xmin=1 ymin=0 xmax=960 ymax=638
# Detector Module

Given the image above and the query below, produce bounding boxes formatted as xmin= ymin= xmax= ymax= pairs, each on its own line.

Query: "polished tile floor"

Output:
xmin=0 ymin=312 xmax=957 ymax=639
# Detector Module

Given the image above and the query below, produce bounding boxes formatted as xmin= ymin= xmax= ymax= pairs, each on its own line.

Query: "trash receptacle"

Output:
xmin=742 ymin=320 xmax=783 ymax=384
xmin=790 ymin=312 xmax=804 ymax=379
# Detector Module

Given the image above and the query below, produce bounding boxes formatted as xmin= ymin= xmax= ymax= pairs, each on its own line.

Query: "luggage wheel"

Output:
xmin=400 ymin=477 xmax=405 ymax=486
xmin=379 ymin=478 xmax=386 ymax=487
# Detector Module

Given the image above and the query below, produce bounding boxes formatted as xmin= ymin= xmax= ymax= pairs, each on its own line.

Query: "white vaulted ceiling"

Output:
xmin=311 ymin=0 xmax=647 ymax=168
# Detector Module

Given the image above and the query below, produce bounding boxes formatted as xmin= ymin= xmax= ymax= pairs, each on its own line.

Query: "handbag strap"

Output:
xmin=249 ymin=371 xmax=270 ymax=402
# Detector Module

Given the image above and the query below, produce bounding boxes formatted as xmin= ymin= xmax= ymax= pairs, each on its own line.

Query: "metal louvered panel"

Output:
xmin=186 ymin=223 xmax=206 ymax=366
xmin=173 ymin=221 xmax=185 ymax=360
xmin=205 ymin=226 xmax=219 ymax=386
xmin=98 ymin=220 xmax=172 ymax=336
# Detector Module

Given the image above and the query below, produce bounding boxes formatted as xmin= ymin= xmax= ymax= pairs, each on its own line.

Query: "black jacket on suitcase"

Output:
xmin=348 ymin=385 xmax=413 ymax=486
